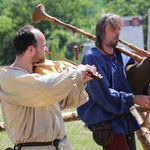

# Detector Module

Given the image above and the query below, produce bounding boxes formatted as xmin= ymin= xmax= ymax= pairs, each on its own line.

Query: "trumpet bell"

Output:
xmin=32 ymin=4 xmax=45 ymax=23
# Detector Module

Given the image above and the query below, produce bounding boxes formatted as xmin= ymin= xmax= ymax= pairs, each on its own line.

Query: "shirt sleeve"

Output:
xmin=0 ymin=67 xmax=87 ymax=107
xmin=59 ymin=82 xmax=88 ymax=110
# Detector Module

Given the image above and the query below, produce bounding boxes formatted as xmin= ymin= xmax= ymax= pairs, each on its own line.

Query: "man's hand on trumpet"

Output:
xmin=76 ymin=64 xmax=98 ymax=83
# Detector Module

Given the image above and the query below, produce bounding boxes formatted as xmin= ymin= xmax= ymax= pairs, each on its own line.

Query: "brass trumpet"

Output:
xmin=119 ymin=39 xmax=150 ymax=58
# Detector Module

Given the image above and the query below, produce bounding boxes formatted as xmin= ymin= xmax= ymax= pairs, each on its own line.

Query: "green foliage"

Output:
xmin=0 ymin=0 xmax=149 ymax=65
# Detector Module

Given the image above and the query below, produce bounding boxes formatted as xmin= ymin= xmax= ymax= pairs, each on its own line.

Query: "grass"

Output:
xmin=65 ymin=121 xmax=101 ymax=150
xmin=0 ymin=107 xmax=144 ymax=150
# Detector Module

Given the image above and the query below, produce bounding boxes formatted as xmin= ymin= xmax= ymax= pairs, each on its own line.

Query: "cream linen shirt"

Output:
xmin=0 ymin=66 xmax=88 ymax=150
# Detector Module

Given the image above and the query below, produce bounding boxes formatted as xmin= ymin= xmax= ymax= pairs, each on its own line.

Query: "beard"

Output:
xmin=32 ymin=51 xmax=46 ymax=64
xmin=109 ymin=40 xmax=118 ymax=48
xmin=33 ymin=57 xmax=46 ymax=64
xmin=109 ymin=36 xmax=119 ymax=48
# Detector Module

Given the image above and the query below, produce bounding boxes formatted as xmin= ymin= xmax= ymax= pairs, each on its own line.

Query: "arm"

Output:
xmin=82 ymin=51 xmax=134 ymax=115
xmin=1 ymin=64 xmax=96 ymax=107
xmin=0 ymin=67 xmax=84 ymax=107
xmin=59 ymin=81 xmax=88 ymax=110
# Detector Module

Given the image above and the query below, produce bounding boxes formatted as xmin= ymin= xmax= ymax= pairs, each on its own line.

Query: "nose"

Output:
xmin=115 ymin=28 xmax=120 ymax=35
xmin=45 ymin=46 xmax=49 ymax=53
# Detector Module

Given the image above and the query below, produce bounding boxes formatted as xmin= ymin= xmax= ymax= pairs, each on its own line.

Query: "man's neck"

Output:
xmin=11 ymin=57 xmax=33 ymax=73
xmin=97 ymin=46 xmax=114 ymax=57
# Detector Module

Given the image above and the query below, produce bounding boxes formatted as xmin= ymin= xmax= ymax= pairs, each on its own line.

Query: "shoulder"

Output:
xmin=84 ymin=47 xmax=103 ymax=58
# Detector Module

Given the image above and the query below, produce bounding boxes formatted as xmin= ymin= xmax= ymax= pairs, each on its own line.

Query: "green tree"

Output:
xmin=0 ymin=0 xmax=149 ymax=65
xmin=0 ymin=0 xmax=97 ymax=65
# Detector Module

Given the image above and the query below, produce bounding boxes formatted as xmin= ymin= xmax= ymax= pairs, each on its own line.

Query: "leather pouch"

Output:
xmin=92 ymin=122 xmax=115 ymax=147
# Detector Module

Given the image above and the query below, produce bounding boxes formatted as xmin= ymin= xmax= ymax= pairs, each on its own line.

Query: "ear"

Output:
xmin=27 ymin=45 xmax=36 ymax=55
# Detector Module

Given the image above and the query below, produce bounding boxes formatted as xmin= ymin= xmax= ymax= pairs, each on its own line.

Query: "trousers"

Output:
xmin=104 ymin=132 xmax=136 ymax=150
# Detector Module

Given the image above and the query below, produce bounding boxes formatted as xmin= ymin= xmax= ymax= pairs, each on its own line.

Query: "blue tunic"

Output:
xmin=77 ymin=47 xmax=140 ymax=134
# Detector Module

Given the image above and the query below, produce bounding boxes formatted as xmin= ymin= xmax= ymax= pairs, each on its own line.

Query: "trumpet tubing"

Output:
xmin=119 ymin=39 xmax=150 ymax=58
xmin=115 ymin=46 xmax=143 ymax=63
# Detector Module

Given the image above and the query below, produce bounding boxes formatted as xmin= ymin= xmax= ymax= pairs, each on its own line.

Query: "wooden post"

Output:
xmin=130 ymin=106 xmax=150 ymax=150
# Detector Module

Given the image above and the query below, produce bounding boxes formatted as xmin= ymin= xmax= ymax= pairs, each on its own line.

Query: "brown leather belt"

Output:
xmin=14 ymin=135 xmax=66 ymax=150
